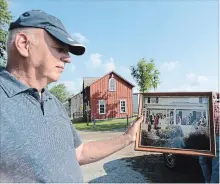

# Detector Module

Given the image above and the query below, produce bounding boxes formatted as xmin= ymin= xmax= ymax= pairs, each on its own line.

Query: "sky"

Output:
xmin=8 ymin=0 xmax=219 ymax=95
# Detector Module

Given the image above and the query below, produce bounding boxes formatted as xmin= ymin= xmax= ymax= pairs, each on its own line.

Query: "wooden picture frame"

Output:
xmin=135 ymin=92 xmax=216 ymax=157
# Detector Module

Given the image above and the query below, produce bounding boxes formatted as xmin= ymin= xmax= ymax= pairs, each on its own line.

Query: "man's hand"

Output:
xmin=76 ymin=115 xmax=144 ymax=165
xmin=123 ymin=115 xmax=144 ymax=144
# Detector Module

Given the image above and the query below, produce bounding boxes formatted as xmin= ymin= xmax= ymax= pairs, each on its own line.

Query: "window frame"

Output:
xmin=99 ymin=100 xmax=106 ymax=114
xmin=120 ymin=99 xmax=127 ymax=113
xmin=109 ymin=78 xmax=116 ymax=91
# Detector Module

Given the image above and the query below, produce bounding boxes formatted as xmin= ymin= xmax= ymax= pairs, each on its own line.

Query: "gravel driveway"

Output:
xmin=79 ymin=130 xmax=204 ymax=183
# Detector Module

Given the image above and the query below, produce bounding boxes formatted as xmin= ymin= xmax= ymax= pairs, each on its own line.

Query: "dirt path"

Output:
xmin=79 ymin=130 xmax=204 ymax=183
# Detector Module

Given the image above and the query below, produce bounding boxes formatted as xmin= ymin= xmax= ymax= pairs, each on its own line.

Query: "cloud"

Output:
xmin=186 ymin=72 xmax=208 ymax=86
xmin=167 ymin=73 xmax=217 ymax=92
xmin=105 ymin=57 xmax=116 ymax=72
xmin=160 ymin=61 xmax=180 ymax=71
xmin=85 ymin=53 xmax=102 ymax=68
xmin=91 ymin=53 xmax=102 ymax=66
xmin=85 ymin=54 xmax=117 ymax=73
xmin=51 ymin=78 xmax=83 ymax=96
xmin=72 ymin=33 xmax=89 ymax=43
xmin=167 ymin=85 xmax=214 ymax=92
xmin=168 ymin=86 xmax=196 ymax=92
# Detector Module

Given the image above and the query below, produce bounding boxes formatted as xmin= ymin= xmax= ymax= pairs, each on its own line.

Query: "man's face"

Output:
xmin=29 ymin=29 xmax=71 ymax=83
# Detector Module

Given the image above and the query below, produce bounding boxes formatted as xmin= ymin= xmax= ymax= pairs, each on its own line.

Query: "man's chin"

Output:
xmin=48 ymin=75 xmax=61 ymax=84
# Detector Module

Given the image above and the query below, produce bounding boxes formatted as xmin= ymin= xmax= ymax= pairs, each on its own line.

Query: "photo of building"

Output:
xmin=141 ymin=96 xmax=210 ymax=150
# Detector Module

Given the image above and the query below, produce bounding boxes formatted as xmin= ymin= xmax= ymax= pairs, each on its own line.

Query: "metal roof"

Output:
xmin=83 ymin=77 xmax=101 ymax=88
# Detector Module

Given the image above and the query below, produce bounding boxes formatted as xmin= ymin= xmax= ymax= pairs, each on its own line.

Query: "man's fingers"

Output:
xmin=133 ymin=116 xmax=143 ymax=126
xmin=129 ymin=115 xmax=143 ymax=127
xmin=136 ymin=115 xmax=144 ymax=123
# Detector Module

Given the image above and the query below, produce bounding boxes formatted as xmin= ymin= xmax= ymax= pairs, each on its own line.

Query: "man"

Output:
xmin=0 ymin=10 xmax=143 ymax=183
xmin=199 ymin=93 xmax=219 ymax=183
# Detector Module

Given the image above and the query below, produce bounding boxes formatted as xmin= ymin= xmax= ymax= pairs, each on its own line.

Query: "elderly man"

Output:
xmin=0 ymin=10 xmax=143 ymax=183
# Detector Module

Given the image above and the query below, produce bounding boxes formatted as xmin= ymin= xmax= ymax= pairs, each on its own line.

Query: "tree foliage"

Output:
xmin=130 ymin=58 xmax=160 ymax=92
xmin=0 ymin=0 xmax=12 ymax=67
xmin=49 ymin=83 xmax=71 ymax=103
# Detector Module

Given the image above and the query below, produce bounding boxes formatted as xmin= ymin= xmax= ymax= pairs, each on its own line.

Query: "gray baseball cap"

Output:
xmin=9 ymin=10 xmax=85 ymax=55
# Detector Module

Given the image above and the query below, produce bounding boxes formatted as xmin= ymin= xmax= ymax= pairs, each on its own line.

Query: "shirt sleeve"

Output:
xmin=70 ymin=124 xmax=82 ymax=148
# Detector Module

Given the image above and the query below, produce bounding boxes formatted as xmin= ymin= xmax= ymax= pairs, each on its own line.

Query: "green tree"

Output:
xmin=49 ymin=83 xmax=71 ymax=103
xmin=130 ymin=58 xmax=160 ymax=92
xmin=0 ymin=0 xmax=12 ymax=67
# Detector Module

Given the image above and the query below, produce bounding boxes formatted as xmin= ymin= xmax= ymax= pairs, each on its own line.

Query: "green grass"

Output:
xmin=73 ymin=118 xmax=136 ymax=131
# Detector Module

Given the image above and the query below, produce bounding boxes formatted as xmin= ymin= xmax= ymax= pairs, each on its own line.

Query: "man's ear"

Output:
xmin=14 ymin=33 xmax=30 ymax=57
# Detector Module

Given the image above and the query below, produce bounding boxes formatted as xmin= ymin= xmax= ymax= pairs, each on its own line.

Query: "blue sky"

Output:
xmin=8 ymin=0 xmax=219 ymax=94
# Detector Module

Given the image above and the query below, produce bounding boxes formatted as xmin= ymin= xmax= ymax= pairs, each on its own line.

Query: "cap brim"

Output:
xmin=46 ymin=29 xmax=86 ymax=56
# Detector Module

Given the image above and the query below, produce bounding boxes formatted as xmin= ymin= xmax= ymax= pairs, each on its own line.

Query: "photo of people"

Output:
xmin=141 ymin=96 xmax=210 ymax=151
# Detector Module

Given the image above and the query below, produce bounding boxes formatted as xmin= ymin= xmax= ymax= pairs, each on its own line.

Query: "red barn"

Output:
xmin=83 ymin=71 xmax=134 ymax=120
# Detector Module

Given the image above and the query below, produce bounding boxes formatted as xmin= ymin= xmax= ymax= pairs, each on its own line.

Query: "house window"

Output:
xmin=120 ymin=99 xmax=126 ymax=113
xmin=109 ymin=78 xmax=116 ymax=91
xmin=99 ymin=100 xmax=106 ymax=114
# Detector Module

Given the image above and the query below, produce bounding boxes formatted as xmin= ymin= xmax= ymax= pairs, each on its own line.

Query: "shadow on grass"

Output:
xmin=88 ymin=154 xmax=204 ymax=183
xmin=76 ymin=125 xmax=127 ymax=132
xmin=74 ymin=122 xmax=131 ymax=132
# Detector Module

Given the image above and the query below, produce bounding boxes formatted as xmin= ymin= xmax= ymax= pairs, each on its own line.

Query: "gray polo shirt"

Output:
xmin=0 ymin=68 xmax=83 ymax=183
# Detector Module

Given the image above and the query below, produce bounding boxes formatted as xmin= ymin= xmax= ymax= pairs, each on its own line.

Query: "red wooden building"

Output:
xmin=83 ymin=71 xmax=134 ymax=120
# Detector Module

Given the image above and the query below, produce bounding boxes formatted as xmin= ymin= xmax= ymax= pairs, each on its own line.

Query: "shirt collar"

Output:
xmin=0 ymin=68 xmax=53 ymax=99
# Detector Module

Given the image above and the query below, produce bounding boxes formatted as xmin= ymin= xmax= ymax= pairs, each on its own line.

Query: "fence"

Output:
xmin=94 ymin=115 xmax=137 ymax=121
xmin=72 ymin=112 xmax=84 ymax=123
xmin=73 ymin=111 xmax=83 ymax=118
xmin=72 ymin=110 xmax=138 ymax=125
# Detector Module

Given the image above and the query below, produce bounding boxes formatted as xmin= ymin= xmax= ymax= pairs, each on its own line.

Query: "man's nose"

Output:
xmin=61 ymin=53 xmax=71 ymax=63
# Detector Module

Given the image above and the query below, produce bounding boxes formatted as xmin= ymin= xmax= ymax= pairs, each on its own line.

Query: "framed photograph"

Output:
xmin=135 ymin=92 xmax=216 ymax=157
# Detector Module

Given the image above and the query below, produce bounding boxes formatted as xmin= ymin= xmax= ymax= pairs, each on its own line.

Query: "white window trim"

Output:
xmin=109 ymin=78 xmax=116 ymax=91
xmin=120 ymin=99 xmax=127 ymax=113
xmin=99 ymin=100 xmax=106 ymax=114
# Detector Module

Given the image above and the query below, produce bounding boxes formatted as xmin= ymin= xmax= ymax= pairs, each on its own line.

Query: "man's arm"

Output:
xmin=75 ymin=116 xmax=143 ymax=165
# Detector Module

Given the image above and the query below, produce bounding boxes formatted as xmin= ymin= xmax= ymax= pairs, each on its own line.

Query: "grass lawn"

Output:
xmin=73 ymin=117 xmax=137 ymax=131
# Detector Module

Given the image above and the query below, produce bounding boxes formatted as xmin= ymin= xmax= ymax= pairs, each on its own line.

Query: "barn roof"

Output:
xmin=83 ymin=71 xmax=135 ymax=89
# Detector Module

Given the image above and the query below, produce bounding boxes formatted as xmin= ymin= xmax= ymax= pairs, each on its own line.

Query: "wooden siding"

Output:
xmin=71 ymin=92 xmax=83 ymax=118
xmin=89 ymin=72 xmax=133 ymax=119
